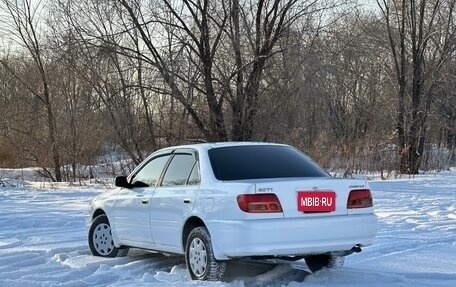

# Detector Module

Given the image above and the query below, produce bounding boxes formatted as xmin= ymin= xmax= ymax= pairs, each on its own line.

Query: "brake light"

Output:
xmin=237 ymin=194 xmax=283 ymax=213
xmin=347 ymin=189 xmax=373 ymax=209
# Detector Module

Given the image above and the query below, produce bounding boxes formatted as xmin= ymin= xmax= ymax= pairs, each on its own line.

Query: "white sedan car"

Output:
xmin=88 ymin=142 xmax=377 ymax=280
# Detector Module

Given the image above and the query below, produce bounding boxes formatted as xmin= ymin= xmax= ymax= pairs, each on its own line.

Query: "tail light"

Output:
xmin=237 ymin=194 xmax=283 ymax=213
xmin=347 ymin=189 xmax=373 ymax=209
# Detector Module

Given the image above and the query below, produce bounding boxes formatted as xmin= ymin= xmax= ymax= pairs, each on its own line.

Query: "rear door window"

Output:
xmin=161 ymin=154 xmax=198 ymax=186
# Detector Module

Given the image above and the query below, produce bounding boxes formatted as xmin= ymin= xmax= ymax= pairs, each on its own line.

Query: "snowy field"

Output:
xmin=1 ymin=171 xmax=455 ymax=287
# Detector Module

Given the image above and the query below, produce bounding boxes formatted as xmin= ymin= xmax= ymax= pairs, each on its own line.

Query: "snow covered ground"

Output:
xmin=1 ymin=171 xmax=455 ymax=287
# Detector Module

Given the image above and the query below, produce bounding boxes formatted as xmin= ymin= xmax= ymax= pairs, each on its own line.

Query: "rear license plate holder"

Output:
xmin=297 ymin=191 xmax=336 ymax=212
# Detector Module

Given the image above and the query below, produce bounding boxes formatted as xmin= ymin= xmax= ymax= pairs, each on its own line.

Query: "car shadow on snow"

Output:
xmin=113 ymin=249 xmax=312 ymax=285
xmin=223 ymin=259 xmax=311 ymax=286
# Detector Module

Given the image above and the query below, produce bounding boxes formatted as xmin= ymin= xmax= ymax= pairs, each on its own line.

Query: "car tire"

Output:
xmin=304 ymin=254 xmax=345 ymax=273
xmin=88 ymin=214 xmax=128 ymax=257
xmin=185 ymin=226 xmax=226 ymax=281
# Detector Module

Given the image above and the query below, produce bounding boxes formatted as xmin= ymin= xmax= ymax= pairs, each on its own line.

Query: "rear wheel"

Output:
xmin=305 ymin=255 xmax=345 ymax=273
xmin=185 ymin=226 xmax=226 ymax=281
xmin=88 ymin=214 xmax=128 ymax=257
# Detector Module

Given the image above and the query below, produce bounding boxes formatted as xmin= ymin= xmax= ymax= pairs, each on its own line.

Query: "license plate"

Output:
xmin=297 ymin=191 xmax=336 ymax=212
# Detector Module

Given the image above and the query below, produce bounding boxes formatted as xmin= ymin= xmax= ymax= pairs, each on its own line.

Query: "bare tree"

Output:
xmin=377 ymin=0 xmax=456 ymax=174
xmin=52 ymin=0 xmax=164 ymax=165
xmin=0 ymin=0 xmax=62 ymax=181
xmin=59 ymin=0 xmax=328 ymax=141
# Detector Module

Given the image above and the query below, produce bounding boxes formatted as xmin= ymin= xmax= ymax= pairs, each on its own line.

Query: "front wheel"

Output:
xmin=185 ymin=226 xmax=226 ymax=281
xmin=304 ymin=254 xmax=345 ymax=273
xmin=88 ymin=214 xmax=127 ymax=257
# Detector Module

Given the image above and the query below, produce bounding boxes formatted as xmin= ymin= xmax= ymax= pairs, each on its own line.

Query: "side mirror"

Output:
xmin=115 ymin=176 xmax=130 ymax=188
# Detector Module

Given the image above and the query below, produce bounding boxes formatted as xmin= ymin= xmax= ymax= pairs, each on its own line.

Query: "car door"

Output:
xmin=149 ymin=150 xmax=200 ymax=250
xmin=113 ymin=153 xmax=172 ymax=249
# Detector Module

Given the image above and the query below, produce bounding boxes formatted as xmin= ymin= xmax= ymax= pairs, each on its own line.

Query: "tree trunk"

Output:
xmin=44 ymin=86 xmax=62 ymax=182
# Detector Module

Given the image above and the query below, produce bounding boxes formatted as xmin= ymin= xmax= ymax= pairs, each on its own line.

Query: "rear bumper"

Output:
xmin=207 ymin=214 xmax=377 ymax=260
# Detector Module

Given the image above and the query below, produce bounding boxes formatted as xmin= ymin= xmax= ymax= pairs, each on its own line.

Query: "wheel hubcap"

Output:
xmin=189 ymin=238 xmax=207 ymax=276
xmin=93 ymin=223 xmax=114 ymax=256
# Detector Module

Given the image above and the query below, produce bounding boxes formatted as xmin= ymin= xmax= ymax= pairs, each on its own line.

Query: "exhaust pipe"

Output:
xmin=351 ymin=245 xmax=362 ymax=253
xmin=331 ymin=245 xmax=362 ymax=256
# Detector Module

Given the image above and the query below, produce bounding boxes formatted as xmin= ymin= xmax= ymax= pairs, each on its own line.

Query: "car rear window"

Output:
xmin=208 ymin=145 xmax=329 ymax=180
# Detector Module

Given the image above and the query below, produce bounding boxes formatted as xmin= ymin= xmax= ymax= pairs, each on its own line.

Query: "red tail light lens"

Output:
xmin=237 ymin=194 xmax=283 ymax=213
xmin=347 ymin=189 xmax=373 ymax=209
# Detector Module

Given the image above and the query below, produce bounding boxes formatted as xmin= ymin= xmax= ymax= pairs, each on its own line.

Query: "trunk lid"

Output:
xmin=252 ymin=177 xmax=369 ymax=218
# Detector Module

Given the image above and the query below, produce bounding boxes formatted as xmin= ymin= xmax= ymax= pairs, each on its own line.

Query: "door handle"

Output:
xmin=183 ymin=198 xmax=191 ymax=204
xmin=141 ymin=198 xmax=150 ymax=204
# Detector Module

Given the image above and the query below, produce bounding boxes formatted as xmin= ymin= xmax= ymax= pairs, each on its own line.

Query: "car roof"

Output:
xmin=158 ymin=141 xmax=289 ymax=153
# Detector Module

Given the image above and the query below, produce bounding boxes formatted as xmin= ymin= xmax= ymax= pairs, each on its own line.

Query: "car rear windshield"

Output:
xmin=208 ymin=145 xmax=329 ymax=181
